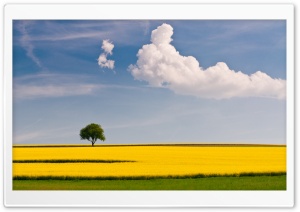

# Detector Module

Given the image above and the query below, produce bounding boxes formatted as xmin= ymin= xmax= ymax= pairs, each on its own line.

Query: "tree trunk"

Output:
xmin=92 ymin=142 xmax=94 ymax=147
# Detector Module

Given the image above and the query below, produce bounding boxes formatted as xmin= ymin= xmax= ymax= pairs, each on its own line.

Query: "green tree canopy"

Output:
xmin=80 ymin=123 xmax=106 ymax=146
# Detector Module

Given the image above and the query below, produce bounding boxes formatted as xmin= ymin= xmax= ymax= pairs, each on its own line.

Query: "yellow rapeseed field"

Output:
xmin=13 ymin=145 xmax=286 ymax=178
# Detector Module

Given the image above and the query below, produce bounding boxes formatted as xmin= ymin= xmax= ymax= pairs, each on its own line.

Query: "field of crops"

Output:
xmin=13 ymin=145 xmax=286 ymax=179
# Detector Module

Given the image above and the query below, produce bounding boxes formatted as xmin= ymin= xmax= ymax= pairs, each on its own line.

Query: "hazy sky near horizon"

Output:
xmin=13 ymin=20 xmax=286 ymax=145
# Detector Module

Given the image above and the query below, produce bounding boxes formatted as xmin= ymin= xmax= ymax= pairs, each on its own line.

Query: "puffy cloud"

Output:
xmin=98 ymin=39 xmax=115 ymax=69
xmin=97 ymin=53 xmax=115 ymax=69
xmin=128 ymin=23 xmax=286 ymax=100
xmin=102 ymin=39 xmax=114 ymax=55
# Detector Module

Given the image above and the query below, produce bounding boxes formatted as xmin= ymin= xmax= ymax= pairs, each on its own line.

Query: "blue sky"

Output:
xmin=13 ymin=20 xmax=286 ymax=144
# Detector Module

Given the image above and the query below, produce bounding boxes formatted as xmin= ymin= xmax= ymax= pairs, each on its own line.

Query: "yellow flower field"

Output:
xmin=13 ymin=145 xmax=286 ymax=178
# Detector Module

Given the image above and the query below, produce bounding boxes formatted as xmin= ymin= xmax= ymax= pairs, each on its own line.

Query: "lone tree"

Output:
xmin=80 ymin=123 xmax=106 ymax=146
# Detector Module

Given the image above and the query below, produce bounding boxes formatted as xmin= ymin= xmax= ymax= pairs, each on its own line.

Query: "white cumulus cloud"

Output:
xmin=98 ymin=39 xmax=115 ymax=69
xmin=102 ymin=39 xmax=114 ymax=55
xmin=128 ymin=23 xmax=286 ymax=100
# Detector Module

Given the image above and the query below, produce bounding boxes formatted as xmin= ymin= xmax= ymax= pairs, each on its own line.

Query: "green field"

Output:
xmin=13 ymin=175 xmax=286 ymax=190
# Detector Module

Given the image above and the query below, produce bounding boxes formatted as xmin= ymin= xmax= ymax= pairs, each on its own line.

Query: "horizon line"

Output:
xmin=13 ymin=143 xmax=287 ymax=148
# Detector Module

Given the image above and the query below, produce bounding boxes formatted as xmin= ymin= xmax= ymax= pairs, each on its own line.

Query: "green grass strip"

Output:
xmin=13 ymin=159 xmax=135 ymax=163
xmin=13 ymin=171 xmax=286 ymax=180
xmin=13 ymin=175 xmax=286 ymax=190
